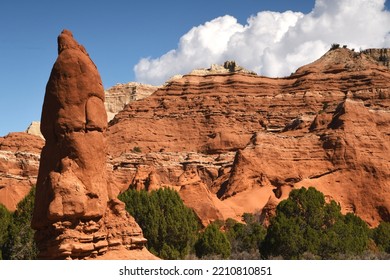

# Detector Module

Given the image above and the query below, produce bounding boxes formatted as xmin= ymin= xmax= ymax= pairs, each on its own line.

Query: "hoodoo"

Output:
xmin=31 ymin=30 xmax=155 ymax=259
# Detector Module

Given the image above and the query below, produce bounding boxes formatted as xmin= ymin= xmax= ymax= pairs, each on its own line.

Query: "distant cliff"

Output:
xmin=105 ymin=82 xmax=160 ymax=121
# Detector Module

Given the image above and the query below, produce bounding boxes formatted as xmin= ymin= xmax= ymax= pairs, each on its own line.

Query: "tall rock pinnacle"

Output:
xmin=33 ymin=29 xmax=108 ymax=227
xmin=32 ymin=30 xmax=153 ymax=259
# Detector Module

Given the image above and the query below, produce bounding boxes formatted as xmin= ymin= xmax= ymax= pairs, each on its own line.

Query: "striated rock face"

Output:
xmin=0 ymin=132 xmax=44 ymax=210
xmin=2 ymin=47 xmax=390 ymax=230
xmin=31 ymin=30 xmax=154 ymax=259
xmin=108 ymin=48 xmax=390 ymax=156
xmin=225 ymin=99 xmax=390 ymax=226
xmin=105 ymin=82 xmax=160 ymax=121
xmin=107 ymin=48 xmax=390 ymax=227
xmin=108 ymin=151 xmax=237 ymax=225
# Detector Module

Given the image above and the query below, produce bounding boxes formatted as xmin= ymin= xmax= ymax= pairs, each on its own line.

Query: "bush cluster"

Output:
xmin=118 ymin=188 xmax=200 ymax=259
xmin=260 ymin=187 xmax=372 ymax=259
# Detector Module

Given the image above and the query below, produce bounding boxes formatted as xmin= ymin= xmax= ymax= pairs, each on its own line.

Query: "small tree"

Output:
xmin=373 ymin=222 xmax=390 ymax=253
xmin=119 ymin=188 xmax=200 ymax=259
xmin=226 ymin=214 xmax=266 ymax=258
xmin=195 ymin=223 xmax=231 ymax=259
xmin=330 ymin=43 xmax=340 ymax=50
xmin=0 ymin=204 xmax=12 ymax=259
xmin=2 ymin=187 xmax=38 ymax=260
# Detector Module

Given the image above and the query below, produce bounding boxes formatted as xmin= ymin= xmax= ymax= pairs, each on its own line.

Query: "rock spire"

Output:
xmin=32 ymin=30 xmax=154 ymax=259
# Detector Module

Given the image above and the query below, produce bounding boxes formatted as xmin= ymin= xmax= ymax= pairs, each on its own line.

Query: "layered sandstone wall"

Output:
xmin=1 ymin=47 xmax=390 ymax=230
xmin=107 ymin=48 xmax=390 ymax=226
xmin=105 ymin=82 xmax=159 ymax=121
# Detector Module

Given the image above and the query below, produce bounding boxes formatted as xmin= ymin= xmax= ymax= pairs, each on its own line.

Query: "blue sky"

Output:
xmin=0 ymin=0 xmax=389 ymax=137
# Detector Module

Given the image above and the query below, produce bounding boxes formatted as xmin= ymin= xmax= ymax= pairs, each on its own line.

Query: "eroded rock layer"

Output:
xmin=105 ymin=82 xmax=160 ymax=121
xmin=107 ymin=48 xmax=390 ymax=226
xmin=108 ymin=49 xmax=390 ymax=156
xmin=1 ymin=47 xmax=390 ymax=230
xmin=31 ymin=30 xmax=152 ymax=259
xmin=0 ymin=132 xmax=44 ymax=210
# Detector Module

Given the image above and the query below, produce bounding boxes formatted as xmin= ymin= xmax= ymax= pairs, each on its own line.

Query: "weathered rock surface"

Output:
xmin=31 ymin=30 xmax=153 ymax=259
xmin=26 ymin=82 xmax=157 ymax=137
xmin=1 ymin=47 xmax=390 ymax=230
xmin=0 ymin=132 xmax=44 ymax=210
xmin=109 ymin=48 xmax=390 ymax=156
xmin=108 ymin=151 xmax=237 ymax=225
xmin=25 ymin=121 xmax=44 ymax=139
xmin=105 ymin=82 xmax=159 ymax=121
xmin=224 ymin=99 xmax=390 ymax=226
xmin=107 ymin=48 xmax=390 ymax=226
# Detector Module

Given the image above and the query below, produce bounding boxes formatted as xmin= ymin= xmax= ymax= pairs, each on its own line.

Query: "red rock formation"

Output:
xmin=105 ymin=82 xmax=160 ymax=121
xmin=107 ymin=48 xmax=390 ymax=226
xmin=0 ymin=132 xmax=44 ymax=210
xmin=31 ymin=30 xmax=155 ymax=259
xmin=223 ymin=99 xmax=390 ymax=226
xmin=1 ymin=47 xmax=390 ymax=230
xmin=108 ymin=49 xmax=390 ymax=156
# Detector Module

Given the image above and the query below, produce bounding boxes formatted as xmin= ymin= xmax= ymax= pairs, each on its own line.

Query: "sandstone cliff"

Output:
xmin=105 ymin=82 xmax=159 ymax=121
xmin=107 ymin=47 xmax=390 ymax=226
xmin=1 ymin=47 xmax=390 ymax=230
xmin=0 ymin=132 xmax=44 ymax=211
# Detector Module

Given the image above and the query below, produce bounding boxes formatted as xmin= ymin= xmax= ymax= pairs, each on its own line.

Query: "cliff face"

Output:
xmin=108 ymin=48 xmax=390 ymax=156
xmin=0 ymin=132 xmax=44 ymax=211
xmin=107 ymin=48 xmax=390 ymax=226
xmin=105 ymin=82 xmax=159 ymax=121
xmin=1 ymin=48 xmax=390 ymax=228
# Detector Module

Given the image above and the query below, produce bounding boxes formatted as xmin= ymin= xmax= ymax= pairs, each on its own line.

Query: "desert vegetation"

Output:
xmin=0 ymin=187 xmax=37 ymax=260
xmin=261 ymin=187 xmax=372 ymax=259
xmin=118 ymin=188 xmax=200 ymax=259
xmin=1 ymin=186 xmax=390 ymax=260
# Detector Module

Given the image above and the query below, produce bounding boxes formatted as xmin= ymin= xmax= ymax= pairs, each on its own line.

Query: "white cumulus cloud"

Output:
xmin=134 ymin=0 xmax=390 ymax=85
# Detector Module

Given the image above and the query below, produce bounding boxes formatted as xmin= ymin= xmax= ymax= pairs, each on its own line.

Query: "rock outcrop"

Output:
xmin=31 ymin=30 xmax=154 ymax=259
xmin=25 ymin=121 xmax=44 ymax=139
xmin=1 ymin=46 xmax=390 ymax=230
xmin=189 ymin=60 xmax=257 ymax=76
xmin=26 ymin=82 xmax=158 ymax=137
xmin=108 ymin=48 xmax=390 ymax=155
xmin=0 ymin=132 xmax=44 ymax=210
xmin=108 ymin=151 xmax=237 ymax=225
xmin=107 ymin=47 xmax=390 ymax=227
xmin=224 ymin=99 xmax=390 ymax=226
xmin=105 ymin=82 xmax=159 ymax=121
xmin=167 ymin=61 xmax=256 ymax=82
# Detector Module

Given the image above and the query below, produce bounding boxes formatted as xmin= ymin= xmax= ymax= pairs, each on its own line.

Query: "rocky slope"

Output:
xmin=1 ymin=47 xmax=390 ymax=229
